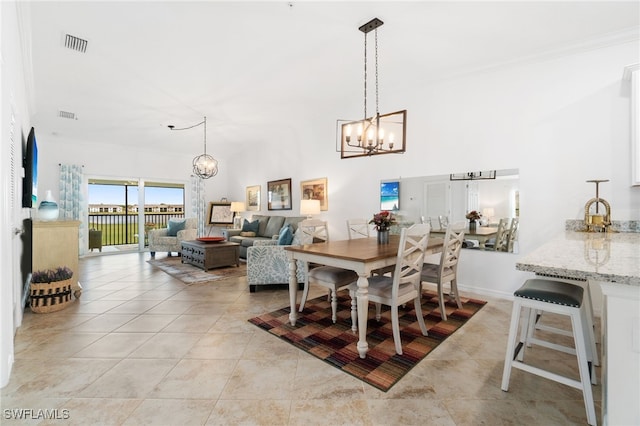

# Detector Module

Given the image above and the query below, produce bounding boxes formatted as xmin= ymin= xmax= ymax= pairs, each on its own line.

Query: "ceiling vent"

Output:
xmin=58 ymin=110 xmax=76 ymax=120
xmin=64 ymin=34 xmax=88 ymax=53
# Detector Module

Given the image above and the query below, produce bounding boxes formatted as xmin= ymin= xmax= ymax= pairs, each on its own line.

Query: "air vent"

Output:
xmin=58 ymin=111 xmax=76 ymax=120
xmin=64 ymin=34 xmax=88 ymax=53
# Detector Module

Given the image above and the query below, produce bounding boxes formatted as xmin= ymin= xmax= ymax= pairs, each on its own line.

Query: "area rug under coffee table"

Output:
xmin=147 ymin=256 xmax=246 ymax=285
xmin=249 ymin=290 xmax=486 ymax=391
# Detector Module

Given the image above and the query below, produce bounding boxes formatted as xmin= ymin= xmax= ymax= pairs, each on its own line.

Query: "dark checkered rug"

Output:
xmin=248 ymin=290 xmax=487 ymax=391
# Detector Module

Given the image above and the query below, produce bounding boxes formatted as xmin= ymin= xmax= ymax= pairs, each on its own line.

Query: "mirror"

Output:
xmin=383 ymin=169 xmax=520 ymax=253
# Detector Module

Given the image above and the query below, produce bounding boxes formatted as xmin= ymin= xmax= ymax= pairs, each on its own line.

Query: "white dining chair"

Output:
xmin=485 ymin=218 xmax=511 ymax=251
xmin=348 ymin=223 xmax=431 ymax=355
xmin=298 ymin=219 xmax=358 ymax=323
xmin=420 ymin=221 xmax=465 ymax=321
xmin=347 ymin=218 xmax=370 ymax=239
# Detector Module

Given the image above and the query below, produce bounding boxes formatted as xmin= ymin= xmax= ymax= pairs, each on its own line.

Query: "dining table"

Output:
xmin=284 ymin=235 xmax=444 ymax=359
xmin=430 ymin=226 xmax=497 ymax=249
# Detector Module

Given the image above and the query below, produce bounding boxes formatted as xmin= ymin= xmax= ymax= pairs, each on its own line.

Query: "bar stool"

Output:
xmin=501 ymin=278 xmax=598 ymax=426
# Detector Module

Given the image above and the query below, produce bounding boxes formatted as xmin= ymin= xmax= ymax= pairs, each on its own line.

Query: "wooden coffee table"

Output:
xmin=181 ymin=240 xmax=240 ymax=271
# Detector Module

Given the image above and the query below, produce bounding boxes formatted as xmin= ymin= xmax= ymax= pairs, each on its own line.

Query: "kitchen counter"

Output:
xmin=515 ymin=230 xmax=640 ymax=426
xmin=516 ymin=231 xmax=640 ymax=286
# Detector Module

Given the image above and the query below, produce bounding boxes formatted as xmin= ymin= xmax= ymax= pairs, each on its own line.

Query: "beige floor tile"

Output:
xmin=114 ymin=314 xmax=179 ymax=332
xmin=128 ymin=332 xmax=203 ymax=359
xmin=207 ymin=399 xmax=291 ymax=426
xmin=122 ymin=398 xmax=214 ymax=426
xmin=219 ymin=359 xmax=297 ymax=400
xmin=73 ymin=332 xmax=155 ymax=358
xmin=79 ymin=359 xmax=178 ymax=398
xmin=2 ymin=252 xmax=604 ymax=425
xmin=149 ymin=359 xmax=236 ymax=399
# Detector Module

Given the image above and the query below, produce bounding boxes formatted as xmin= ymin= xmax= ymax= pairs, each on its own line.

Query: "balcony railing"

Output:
xmin=88 ymin=213 xmax=185 ymax=246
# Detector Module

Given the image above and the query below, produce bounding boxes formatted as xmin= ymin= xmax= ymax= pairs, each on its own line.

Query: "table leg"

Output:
xmin=356 ymin=273 xmax=370 ymax=358
xmin=288 ymin=255 xmax=298 ymax=326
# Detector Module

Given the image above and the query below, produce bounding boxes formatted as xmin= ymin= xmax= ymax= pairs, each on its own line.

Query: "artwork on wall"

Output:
xmin=380 ymin=180 xmax=400 ymax=211
xmin=267 ymin=178 xmax=292 ymax=210
xmin=207 ymin=201 xmax=235 ymax=225
xmin=300 ymin=177 xmax=328 ymax=211
xmin=246 ymin=185 xmax=261 ymax=211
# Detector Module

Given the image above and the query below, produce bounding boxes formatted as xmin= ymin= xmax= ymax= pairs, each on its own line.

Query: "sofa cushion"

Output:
xmin=242 ymin=219 xmax=260 ymax=233
xmin=277 ymin=225 xmax=294 ymax=245
xmin=263 ymin=216 xmax=285 ymax=238
xmin=283 ymin=216 xmax=305 ymax=232
xmin=167 ymin=219 xmax=186 ymax=236
xmin=240 ymin=231 xmax=256 ymax=237
xmin=251 ymin=215 xmax=272 ymax=237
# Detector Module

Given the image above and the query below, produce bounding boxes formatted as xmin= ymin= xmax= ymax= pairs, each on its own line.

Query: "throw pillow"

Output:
xmin=240 ymin=231 xmax=256 ymax=237
xmin=167 ymin=219 xmax=186 ymax=236
xmin=277 ymin=224 xmax=294 ymax=245
xmin=242 ymin=219 xmax=260 ymax=234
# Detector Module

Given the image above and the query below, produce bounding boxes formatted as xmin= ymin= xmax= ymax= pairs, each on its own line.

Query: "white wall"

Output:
xmin=222 ymin=40 xmax=640 ymax=299
xmin=1 ymin=0 xmax=33 ymax=388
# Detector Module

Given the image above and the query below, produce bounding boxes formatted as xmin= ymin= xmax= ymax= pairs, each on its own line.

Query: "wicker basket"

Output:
xmin=29 ymin=278 xmax=74 ymax=313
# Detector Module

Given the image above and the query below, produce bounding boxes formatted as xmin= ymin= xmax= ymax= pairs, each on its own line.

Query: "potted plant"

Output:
xmin=30 ymin=266 xmax=74 ymax=313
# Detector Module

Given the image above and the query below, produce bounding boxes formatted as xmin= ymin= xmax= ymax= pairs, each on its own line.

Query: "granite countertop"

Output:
xmin=516 ymin=231 xmax=640 ymax=286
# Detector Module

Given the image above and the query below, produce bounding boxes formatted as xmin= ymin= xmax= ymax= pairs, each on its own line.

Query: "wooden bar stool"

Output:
xmin=501 ymin=278 xmax=598 ymax=426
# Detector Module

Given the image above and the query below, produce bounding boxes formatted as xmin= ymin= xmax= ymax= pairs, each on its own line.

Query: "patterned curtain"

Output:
xmin=59 ymin=164 xmax=87 ymax=254
xmin=190 ymin=175 xmax=206 ymax=236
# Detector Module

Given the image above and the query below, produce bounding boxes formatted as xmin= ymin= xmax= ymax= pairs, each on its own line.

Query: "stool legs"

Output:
xmin=502 ymin=298 xmax=598 ymax=426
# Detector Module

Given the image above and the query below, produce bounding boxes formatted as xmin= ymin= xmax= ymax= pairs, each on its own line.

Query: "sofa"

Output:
xmin=222 ymin=214 xmax=306 ymax=259
xmin=148 ymin=217 xmax=198 ymax=258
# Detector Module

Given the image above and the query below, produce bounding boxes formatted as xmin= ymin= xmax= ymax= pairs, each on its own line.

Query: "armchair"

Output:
xmin=246 ymin=228 xmax=307 ymax=292
xmin=148 ymin=217 xmax=198 ymax=258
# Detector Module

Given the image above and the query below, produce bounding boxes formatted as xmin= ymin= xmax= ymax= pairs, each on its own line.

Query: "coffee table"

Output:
xmin=181 ymin=240 xmax=240 ymax=271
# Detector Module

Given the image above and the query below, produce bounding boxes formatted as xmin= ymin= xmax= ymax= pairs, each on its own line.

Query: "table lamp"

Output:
xmin=482 ymin=208 xmax=495 ymax=225
xmin=230 ymin=201 xmax=246 ymax=229
xmin=300 ymin=199 xmax=321 ymax=219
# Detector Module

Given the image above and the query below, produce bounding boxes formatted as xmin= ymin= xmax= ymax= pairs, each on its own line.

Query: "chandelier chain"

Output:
xmin=375 ymin=28 xmax=379 ymax=116
xmin=364 ymin=32 xmax=368 ymax=125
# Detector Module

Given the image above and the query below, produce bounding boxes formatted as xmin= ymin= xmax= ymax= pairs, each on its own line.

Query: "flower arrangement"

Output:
xmin=465 ymin=210 xmax=482 ymax=222
xmin=31 ymin=266 xmax=73 ymax=283
xmin=370 ymin=210 xmax=397 ymax=231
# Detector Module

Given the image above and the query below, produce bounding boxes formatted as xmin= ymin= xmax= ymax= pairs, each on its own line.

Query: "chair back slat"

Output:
xmin=392 ymin=224 xmax=431 ymax=299
xmin=299 ymin=219 xmax=328 ymax=244
xmin=347 ymin=218 xmax=370 ymax=239
xmin=439 ymin=221 xmax=466 ymax=275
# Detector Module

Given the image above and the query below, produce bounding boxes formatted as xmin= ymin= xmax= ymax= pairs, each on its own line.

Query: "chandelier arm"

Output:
xmin=363 ymin=31 xmax=368 ymax=135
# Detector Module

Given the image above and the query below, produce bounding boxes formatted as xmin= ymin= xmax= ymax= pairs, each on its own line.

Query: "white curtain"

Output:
xmin=190 ymin=175 xmax=205 ymax=236
xmin=59 ymin=164 xmax=87 ymax=254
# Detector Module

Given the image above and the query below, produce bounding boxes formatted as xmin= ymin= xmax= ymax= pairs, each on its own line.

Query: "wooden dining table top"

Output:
xmin=284 ymin=235 xmax=445 ymax=261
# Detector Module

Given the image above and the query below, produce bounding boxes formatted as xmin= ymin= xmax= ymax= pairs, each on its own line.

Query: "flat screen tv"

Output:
xmin=22 ymin=127 xmax=38 ymax=208
xmin=380 ymin=180 xmax=399 ymax=211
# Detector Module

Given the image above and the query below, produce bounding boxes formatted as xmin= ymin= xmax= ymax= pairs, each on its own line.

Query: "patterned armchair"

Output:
xmin=246 ymin=228 xmax=307 ymax=292
xmin=148 ymin=217 xmax=198 ymax=258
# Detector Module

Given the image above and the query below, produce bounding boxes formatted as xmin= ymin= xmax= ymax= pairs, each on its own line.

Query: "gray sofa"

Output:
xmin=222 ymin=214 xmax=306 ymax=259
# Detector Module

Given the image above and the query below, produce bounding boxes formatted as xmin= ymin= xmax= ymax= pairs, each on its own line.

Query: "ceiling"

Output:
xmin=23 ymin=1 xmax=640 ymax=158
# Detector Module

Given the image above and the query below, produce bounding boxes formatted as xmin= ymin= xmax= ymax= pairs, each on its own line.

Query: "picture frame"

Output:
xmin=300 ymin=177 xmax=328 ymax=211
xmin=207 ymin=201 xmax=235 ymax=225
xmin=246 ymin=185 xmax=261 ymax=212
xmin=380 ymin=180 xmax=400 ymax=211
xmin=267 ymin=178 xmax=292 ymax=211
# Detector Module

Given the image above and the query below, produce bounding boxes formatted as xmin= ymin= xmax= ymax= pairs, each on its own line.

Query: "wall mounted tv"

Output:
xmin=380 ymin=180 xmax=399 ymax=211
xmin=22 ymin=127 xmax=38 ymax=208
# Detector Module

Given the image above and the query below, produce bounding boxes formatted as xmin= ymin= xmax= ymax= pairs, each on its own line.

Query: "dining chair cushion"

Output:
xmin=420 ymin=263 xmax=454 ymax=279
xmin=364 ymin=275 xmax=418 ymax=299
xmin=308 ymin=266 xmax=358 ymax=286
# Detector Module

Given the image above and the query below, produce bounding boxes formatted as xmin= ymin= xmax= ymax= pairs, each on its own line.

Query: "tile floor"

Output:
xmin=2 ymin=252 xmax=600 ymax=425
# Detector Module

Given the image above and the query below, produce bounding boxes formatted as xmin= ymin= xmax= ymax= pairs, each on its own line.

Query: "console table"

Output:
xmin=181 ymin=240 xmax=240 ymax=271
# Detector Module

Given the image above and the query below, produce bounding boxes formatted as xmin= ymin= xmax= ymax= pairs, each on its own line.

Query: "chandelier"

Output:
xmin=338 ymin=18 xmax=407 ymax=159
xmin=169 ymin=116 xmax=219 ymax=179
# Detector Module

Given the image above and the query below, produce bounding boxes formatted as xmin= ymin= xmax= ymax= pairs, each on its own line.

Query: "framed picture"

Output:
xmin=300 ymin=177 xmax=328 ymax=211
xmin=246 ymin=185 xmax=261 ymax=212
xmin=207 ymin=201 xmax=235 ymax=225
xmin=267 ymin=178 xmax=292 ymax=210
xmin=380 ymin=180 xmax=400 ymax=211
